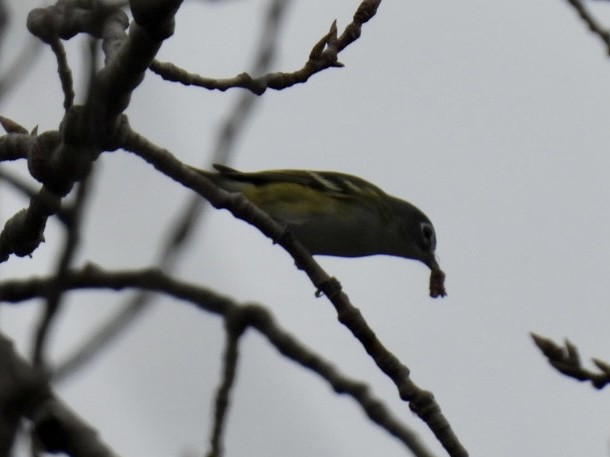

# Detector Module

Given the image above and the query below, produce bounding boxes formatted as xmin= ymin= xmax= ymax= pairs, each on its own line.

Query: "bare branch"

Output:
xmin=32 ymin=171 xmax=95 ymax=367
xmin=150 ymin=0 xmax=382 ymax=94
xmin=0 ymin=167 xmax=70 ymax=225
xmin=49 ymin=38 xmax=74 ymax=111
xmin=31 ymin=29 xmax=103 ymax=369
xmin=52 ymin=0 xmax=292 ymax=383
xmin=564 ymin=0 xmax=610 ymax=53
xmin=52 ymin=292 xmax=149 ymax=382
xmin=0 ymin=39 xmax=42 ymax=100
xmin=0 ymin=331 xmax=121 ymax=457
xmin=531 ymin=333 xmax=610 ymax=389
xmin=0 ymin=266 xmax=438 ymax=457
xmin=206 ymin=317 xmax=242 ymax=457
xmin=0 ymin=0 xmax=183 ymax=262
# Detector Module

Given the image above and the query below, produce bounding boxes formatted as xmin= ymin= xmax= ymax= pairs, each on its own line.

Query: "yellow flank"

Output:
xmin=242 ymin=182 xmax=346 ymax=223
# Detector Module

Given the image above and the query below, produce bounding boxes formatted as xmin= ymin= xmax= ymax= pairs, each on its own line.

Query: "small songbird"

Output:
xmin=191 ymin=164 xmax=446 ymax=297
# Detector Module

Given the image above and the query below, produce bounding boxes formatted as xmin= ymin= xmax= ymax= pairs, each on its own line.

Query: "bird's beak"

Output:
xmin=424 ymin=254 xmax=440 ymax=271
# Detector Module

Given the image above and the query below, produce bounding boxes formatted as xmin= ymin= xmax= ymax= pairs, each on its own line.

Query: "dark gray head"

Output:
xmin=385 ymin=196 xmax=439 ymax=270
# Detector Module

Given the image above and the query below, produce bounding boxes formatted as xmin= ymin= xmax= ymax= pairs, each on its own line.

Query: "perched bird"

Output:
xmin=191 ymin=164 xmax=446 ymax=297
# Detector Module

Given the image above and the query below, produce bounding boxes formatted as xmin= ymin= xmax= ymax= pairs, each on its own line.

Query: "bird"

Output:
xmin=190 ymin=164 xmax=446 ymax=297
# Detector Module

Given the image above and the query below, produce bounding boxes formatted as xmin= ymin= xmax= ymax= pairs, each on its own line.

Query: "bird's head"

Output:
xmin=387 ymin=197 xmax=446 ymax=297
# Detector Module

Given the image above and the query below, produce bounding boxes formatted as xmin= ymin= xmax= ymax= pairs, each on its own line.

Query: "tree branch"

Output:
xmin=150 ymin=0 xmax=382 ymax=94
xmin=0 ymin=0 xmax=183 ymax=262
xmin=0 ymin=266 xmax=438 ymax=457
xmin=0 ymin=332 xmax=120 ymax=457
xmin=52 ymin=0 xmax=293 ymax=384
xmin=564 ymin=0 xmax=610 ymax=53
xmin=531 ymin=333 xmax=610 ymax=389
xmin=206 ymin=315 xmax=243 ymax=457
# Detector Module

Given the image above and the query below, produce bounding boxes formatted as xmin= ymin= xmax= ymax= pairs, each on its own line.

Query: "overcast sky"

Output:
xmin=3 ymin=1 xmax=610 ymax=456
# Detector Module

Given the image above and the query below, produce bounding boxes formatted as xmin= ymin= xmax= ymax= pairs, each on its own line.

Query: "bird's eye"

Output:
xmin=420 ymin=222 xmax=436 ymax=251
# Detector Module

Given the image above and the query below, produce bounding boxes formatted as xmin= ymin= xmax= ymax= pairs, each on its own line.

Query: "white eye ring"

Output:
xmin=420 ymin=222 xmax=436 ymax=251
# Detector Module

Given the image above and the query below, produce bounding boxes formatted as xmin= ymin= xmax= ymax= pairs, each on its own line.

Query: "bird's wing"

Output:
xmin=212 ymin=164 xmax=387 ymax=200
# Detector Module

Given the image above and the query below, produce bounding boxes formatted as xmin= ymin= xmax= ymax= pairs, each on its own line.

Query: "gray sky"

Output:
xmin=2 ymin=1 xmax=610 ymax=456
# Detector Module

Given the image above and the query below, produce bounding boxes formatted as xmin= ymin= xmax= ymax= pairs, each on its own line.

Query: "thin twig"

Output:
xmin=206 ymin=319 xmax=242 ymax=457
xmin=0 ymin=167 xmax=69 ymax=225
xmin=564 ymin=0 xmax=610 ymax=53
xmin=531 ymin=333 xmax=610 ymax=389
xmin=0 ymin=332 xmax=120 ymax=457
xmin=32 ymin=172 xmax=94 ymax=367
xmin=31 ymin=38 xmax=101 ymax=367
xmin=150 ymin=0 xmax=381 ymax=94
xmin=0 ymin=266 xmax=438 ymax=457
xmin=52 ymin=292 xmax=148 ymax=382
xmin=0 ymin=1 xmax=178 ymax=262
xmin=49 ymin=38 xmax=74 ymax=111
xmin=53 ymin=0 xmax=292 ymax=383
xmin=0 ymin=39 xmax=43 ymax=100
